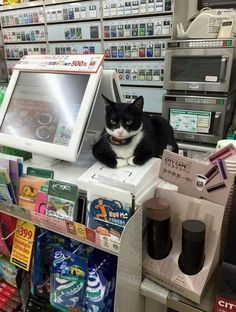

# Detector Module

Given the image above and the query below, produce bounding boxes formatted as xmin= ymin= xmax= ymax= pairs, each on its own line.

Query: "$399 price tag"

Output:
xmin=17 ymin=225 xmax=34 ymax=240
xmin=10 ymin=219 xmax=36 ymax=271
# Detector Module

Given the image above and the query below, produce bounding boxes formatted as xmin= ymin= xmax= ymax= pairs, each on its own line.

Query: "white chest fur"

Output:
xmin=110 ymin=131 xmax=144 ymax=159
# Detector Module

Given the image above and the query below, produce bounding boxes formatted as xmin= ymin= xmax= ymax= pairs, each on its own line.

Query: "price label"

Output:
xmin=17 ymin=224 xmax=34 ymax=240
xmin=85 ymin=227 xmax=96 ymax=243
xmin=76 ymin=223 xmax=86 ymax=239
xmin=15 ymin=54 xmax=104 ymax=73
xmin=10 ymin=219 xmax=35 ymax=271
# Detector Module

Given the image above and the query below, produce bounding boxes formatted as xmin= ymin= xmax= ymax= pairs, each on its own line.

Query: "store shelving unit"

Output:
xmin=102 ymin=0 xmax=172 ymax=113
xmin=0 ymin=198 xmax=144 ymax=312
xmin=0 ymin=1 xmax=192 ymax=310
xmin=0 ymin=1 xmax=47 ymax=78
xmin=0 ymin=18 xmax=8 ymax=83
xmin=0 ymin=0 xmax=175 ymax=114
xmin=45 ymin=0 xmax=103 ymax=56
xmin=0 ymin=44 xmax=7 ymax=84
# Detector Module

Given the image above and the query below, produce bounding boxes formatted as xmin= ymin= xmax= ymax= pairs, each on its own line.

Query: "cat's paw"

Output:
xmin=116 ymin=158 xmax=128 ymax=168
xmin=128 ymin=157 xmax=137 ymax=166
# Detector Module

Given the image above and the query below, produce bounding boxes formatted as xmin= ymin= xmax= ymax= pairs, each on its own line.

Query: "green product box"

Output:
xmin=46 ymin=179 xmax=78 ymax=221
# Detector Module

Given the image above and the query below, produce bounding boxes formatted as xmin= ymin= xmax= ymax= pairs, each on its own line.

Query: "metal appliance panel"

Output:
xmin=162 ymin=94 xmax=231 ymax=144
xmin=164 ymin=39 xmax=235 ymax=93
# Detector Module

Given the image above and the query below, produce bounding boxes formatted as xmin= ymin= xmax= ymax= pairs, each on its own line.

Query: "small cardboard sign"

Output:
xmin=65 ymin=220 xmax=86 ymax=239
xmin=10 ymin=219 xmax=35 ymax=271
xmin=159 ymin=149 xmax=234 ymax=206
xmin=85 ymin=227 xmax=96 ymax=243
xmin=14 ymin=54 xmax=104 ymax=73
xmin=214 ymin=296 xmax=236 ymax=312
xmin=75 ymin=223 xmax=87 ymax=239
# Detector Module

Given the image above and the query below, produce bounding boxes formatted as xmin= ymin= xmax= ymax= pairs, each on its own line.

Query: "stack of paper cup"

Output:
xmin=225 ymin=154 xmax=236 ymax=175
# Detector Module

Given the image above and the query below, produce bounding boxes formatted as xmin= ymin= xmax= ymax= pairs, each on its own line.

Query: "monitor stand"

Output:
xmin=24 ymin=153 xmax=94 ymax=184
xmin=23 ymin=131 xmax=98 ymax=183
xmin=30 ymin=154 xmax=60 ymax=167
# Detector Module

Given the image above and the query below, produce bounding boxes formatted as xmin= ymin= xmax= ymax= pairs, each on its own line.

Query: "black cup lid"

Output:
xmin=182 ymin=220 xmax=206 ymax=242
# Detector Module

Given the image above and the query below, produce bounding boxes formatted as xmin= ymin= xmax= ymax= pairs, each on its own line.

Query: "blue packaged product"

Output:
xmin=50 ymin=247 xmax=87 ymax=312
xmin=84 ymin=251 xmax=117 ymax=312
xmin=31 ymin=229 xmax=71 ymax=295
xmin=68 ymin=240 xmax=93 ymax=257
xmin=105 ymin=273 xmax=116 ymax=312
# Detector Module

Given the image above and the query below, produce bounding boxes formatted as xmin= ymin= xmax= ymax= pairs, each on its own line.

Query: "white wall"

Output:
xmin=172 ymin=0 xmax=199 ymax=39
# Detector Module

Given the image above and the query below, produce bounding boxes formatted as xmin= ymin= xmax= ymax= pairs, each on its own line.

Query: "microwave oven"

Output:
xmin=163 ymin=39 xmax=236 ymax=94
xmin=162 ymin=93 xmax=235 ymax=144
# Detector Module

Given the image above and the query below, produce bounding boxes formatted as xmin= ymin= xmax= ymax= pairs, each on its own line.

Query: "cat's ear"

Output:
xmin=102 ymin=94 xmax=115 ymax=113
xmin=131 ymin=96 xmax=144 ymax=113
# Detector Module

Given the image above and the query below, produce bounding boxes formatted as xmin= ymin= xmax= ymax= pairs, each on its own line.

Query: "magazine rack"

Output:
xmin=0 ymin=200 xmax=144 ymax=312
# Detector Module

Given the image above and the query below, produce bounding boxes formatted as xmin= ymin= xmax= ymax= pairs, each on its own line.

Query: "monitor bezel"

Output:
xmin=0 ymin=67 xmax=103 ymax=163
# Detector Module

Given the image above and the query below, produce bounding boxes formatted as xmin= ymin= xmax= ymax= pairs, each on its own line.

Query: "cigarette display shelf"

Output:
xmin=102 ymin=0 xmax=172 ymax=19
xmin=0 ymin=199 xmax=144 ymax=312
xmin=48 ymin=39 xmax=101 ymax=43
xmin=3 ymin=41 xmax=47 ymax=44
xmin=0 ymin=0 xmax=177 ymax=114
xmin=46 ymin=18 xmax=100 ymax=24
xmin=101 ymin=0 xmax=172 ymax=107
xmin=0 ymin=1 xmax=46 ymax=80
xmin=1 ymin=23 xmax=45 ymax=28
xmin=0 ymin=42 xmax=7 ymax=83
xmin=103 ymin=11 xmax=172 ymax=20
xmin=105 ymin=57 xmax=165 ymax=60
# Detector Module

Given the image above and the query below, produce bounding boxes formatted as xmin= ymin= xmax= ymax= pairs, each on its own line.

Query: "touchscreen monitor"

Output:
xmin=0 ymin=67 xmax=103 ymax=163
xmin=1 ymin=72 xmax=89 ymax=146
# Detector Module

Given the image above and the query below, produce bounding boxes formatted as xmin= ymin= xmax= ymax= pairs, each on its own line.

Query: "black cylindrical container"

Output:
xmin=146 ymin=197 xmax=172 ymax=260
xmin=179 ymin=219 xmax=206 ymax=275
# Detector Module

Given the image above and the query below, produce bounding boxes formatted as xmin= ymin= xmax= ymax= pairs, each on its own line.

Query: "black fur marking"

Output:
xmin=92 ymin=95 xmax=178 ymax=168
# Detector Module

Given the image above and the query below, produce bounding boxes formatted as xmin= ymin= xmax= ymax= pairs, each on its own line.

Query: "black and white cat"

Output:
xmin=92 ymin=95 xmax=178 ymax=168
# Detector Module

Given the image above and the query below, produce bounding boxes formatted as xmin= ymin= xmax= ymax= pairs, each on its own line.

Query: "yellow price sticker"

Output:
xmin=10 ymin=219 xmax=35 ymax=271
xmin=76 ymin=224 xmax=86 ymax=239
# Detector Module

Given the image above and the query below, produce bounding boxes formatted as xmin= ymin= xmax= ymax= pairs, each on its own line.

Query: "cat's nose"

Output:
xmin=117 ymin=129 xmax=124 ymax=136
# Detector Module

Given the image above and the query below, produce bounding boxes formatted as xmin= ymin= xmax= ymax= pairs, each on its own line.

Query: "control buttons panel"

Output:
xmin=167 ymin=39 xmax=233 ymax=49
xmin=163 ymin=95 xmax=226 ymax=105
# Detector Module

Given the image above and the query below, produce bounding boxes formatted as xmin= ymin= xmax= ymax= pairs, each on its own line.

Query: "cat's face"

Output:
xmin=104 ymin=95 xmax=143 ymax=139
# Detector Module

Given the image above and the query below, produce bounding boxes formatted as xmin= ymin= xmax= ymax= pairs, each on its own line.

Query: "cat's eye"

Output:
xmin=110 ymin=119 xmax=116 ymax=125
xmin=126 ymin=120 xmax=133 ymax=125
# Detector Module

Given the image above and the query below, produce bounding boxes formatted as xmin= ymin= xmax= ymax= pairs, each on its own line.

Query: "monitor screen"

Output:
xmin=1 ymin=71 xmax=89 ymax=146
xmin=169 ymin=109 xmax=212 ymax=134
xmin=0 ymin=67 xmax=103 ymax=163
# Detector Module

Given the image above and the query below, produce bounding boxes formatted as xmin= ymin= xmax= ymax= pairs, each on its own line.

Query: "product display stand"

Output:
xmin=23 ymin=158 xmax=89 ymax=184
xmin=0 ymin=200 xmax=144 ymax=312
xmin=0 ymin=48 xmax=144 ymax=310
xmin=114 ymin=206 xmax=144 ymax=311
xmin=141 ymin=271 xmax=217 ymax=312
